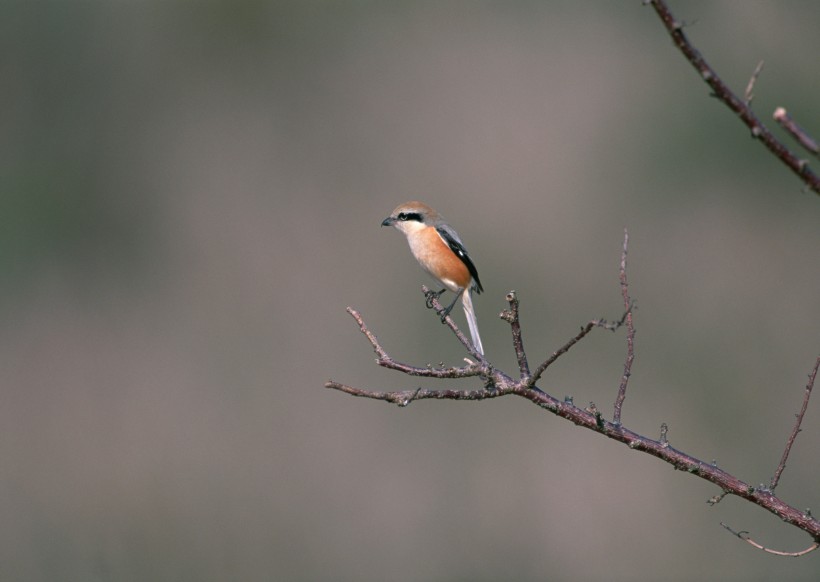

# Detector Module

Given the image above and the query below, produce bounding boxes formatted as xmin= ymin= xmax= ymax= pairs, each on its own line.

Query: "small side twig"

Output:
xmin=720 ymin=522 xmax=820 ymax=557
xmin=526 ymin=322 xmax=596 ymax=388
xmin=500 ymin=291 xmax=530 ymax=379
xmin=743 ymin=60 xmax=764 ymax=106
xmin=774 ymin=108 xmax=820 ymax=158
xmin=719 ymin=355 xmax=820 ymax=553
xmin=770 ymin=356 xmax=820 ymax=491
xmin=523 ymin=296 xmax=633 ymax=390
xmin=613 ymin=228 xmax=635 ymax=425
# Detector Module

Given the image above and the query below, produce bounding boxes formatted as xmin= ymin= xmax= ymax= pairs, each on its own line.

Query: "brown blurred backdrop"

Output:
xmin=2 ymin=1 xmax=819 ymax=580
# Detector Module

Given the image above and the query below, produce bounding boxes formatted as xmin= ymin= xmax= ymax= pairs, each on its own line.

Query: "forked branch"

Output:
xmin=770 ymin=356 xmax=820 ymax=492
xmin=327 ymin=232 xmax=820 ymax=553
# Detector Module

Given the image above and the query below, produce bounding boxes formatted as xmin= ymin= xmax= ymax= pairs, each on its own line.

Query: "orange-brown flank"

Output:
xmin=411 ymin=226 xmax=471 ymax=292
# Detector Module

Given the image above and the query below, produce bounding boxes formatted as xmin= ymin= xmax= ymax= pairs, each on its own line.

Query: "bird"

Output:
xmin=381 ymin=201 xmax=484 ymax=356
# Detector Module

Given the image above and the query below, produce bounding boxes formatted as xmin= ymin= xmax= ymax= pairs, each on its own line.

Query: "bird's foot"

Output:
xmin=424 ymin=288 xmax=446 ymax=309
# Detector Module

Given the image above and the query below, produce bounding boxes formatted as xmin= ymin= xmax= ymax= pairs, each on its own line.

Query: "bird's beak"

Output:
xmin=381 ymin=216 xmax=394 ymax=227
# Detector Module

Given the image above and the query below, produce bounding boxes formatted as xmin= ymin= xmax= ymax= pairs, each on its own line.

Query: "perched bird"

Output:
xmin=381 ymin=201 xmax=484 ymax=355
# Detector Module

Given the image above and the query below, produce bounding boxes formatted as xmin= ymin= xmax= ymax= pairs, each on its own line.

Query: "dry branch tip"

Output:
xmin=720 ymin=522 xmax=820 ymax=557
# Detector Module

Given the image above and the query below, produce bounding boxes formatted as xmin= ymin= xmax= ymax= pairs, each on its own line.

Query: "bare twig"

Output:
xmin=770 ymin=356 xmax=820 ymax=491
xmin=774 ymin=108 xmax=820 ymax=157
xmin=613 ymin=228 xmax=634 ymax=425
xmin=647 ymin=0 xmax=820 ymax=195
xmin=325 ymin=381 xmax=501 ymax=406
xmin=527 ymin=321 xmax=595 ymax=388
xmin=720 ymin=522 xmax=820 ymax=557
xmin=744 ymin=60 xmax=764 ymax=106
xmin=522 ymin=305 xmax=632 ymax=390
xmin=346 ymin=306 xmax=485 ymax=380
xmin=500 ymin=291 xmax=530 ymax=379
xmin=720 ymin=357 xmax=820 ymax=553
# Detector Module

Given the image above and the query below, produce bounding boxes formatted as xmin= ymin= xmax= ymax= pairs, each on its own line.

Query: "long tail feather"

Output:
xmin=461 ymin=290 xmax=484 ymax=356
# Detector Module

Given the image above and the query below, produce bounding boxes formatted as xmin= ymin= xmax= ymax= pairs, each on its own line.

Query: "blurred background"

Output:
xmin=2 ymin=1 xmax=819 ymax=580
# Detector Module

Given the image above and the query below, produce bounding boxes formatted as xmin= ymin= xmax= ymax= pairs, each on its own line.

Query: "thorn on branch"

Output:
xmin=660 ymin=422 xmax=669 ymax=447
xmin=397 ymin=387 xmax=423 ymax=407
xmin=707 ymin=490 xmax=728 ymax=506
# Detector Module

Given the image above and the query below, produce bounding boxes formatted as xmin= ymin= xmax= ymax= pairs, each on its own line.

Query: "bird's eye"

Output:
xmin=397 ymin=212 xmax=422 ymax=222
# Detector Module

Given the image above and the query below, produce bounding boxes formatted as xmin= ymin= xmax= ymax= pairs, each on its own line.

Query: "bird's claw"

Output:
xmin=425 ymin=288 xmax=446 ymax=309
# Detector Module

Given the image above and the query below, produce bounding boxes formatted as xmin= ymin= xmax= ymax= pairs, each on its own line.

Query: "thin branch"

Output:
xmin=421 ymin=285 xmax=485 ymax=361
xmin=770 ymin=356 xmax=820 ymax=491
xmin=346 ymin=307 xmax=484 ymax=380
xmin=774 ymin=107 xmax=820 ymax=158
xmin=527 ymin=321 xmax=595 ymax=388
xmin=347 ymin=307 xmax=389 ymax=361
xmin=720 ymin=522 xmax=820 ymax=557
xmin=613 ymin=228 xmax=635 ymax=425
xmin=500 ymin=291 xmax=530 ymax=379
xmin=325 ymin=381 xmax=502 ymax=406
xmin=647 ymin=0 xmax=820 ymax=195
